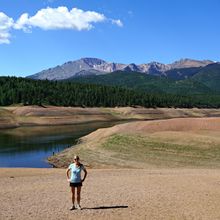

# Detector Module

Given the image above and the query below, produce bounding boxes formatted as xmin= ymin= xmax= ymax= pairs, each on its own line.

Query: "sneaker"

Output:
xmin=76 ymin=204 xmax=82 ymax=210
xmin=69 ymin=205 xmax=75 ymax=211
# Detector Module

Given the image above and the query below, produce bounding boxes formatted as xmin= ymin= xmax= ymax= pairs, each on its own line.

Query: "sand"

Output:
xmin=1 ymin=168 xmax=220 ymax=220
xmin=1 ymin=106 xmax=220 ymax=128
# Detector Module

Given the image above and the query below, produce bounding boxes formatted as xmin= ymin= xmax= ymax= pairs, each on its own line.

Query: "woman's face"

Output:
xmin=74 ymin=158 xmax=79 ymax=164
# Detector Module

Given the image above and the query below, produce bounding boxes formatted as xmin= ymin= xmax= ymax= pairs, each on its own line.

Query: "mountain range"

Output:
xmin=28 ymin=57 xmax=215 ymax=80
xmin=27 ymin=57 xmax=220 ymax=95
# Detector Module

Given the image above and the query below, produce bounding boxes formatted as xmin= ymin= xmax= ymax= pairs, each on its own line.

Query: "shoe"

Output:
xmin=69 ymin=205 xmax=75 ymax=210
xmin=76 ymin=204 xmax=82 ymax=210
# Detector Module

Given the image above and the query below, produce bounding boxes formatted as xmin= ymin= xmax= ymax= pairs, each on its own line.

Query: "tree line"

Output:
xmin=0 ymin=76 xmax=219 ymax=108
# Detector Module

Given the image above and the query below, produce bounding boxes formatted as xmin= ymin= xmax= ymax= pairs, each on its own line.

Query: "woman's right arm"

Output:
xmin=66 ymin=168 xmax=71 ymax=181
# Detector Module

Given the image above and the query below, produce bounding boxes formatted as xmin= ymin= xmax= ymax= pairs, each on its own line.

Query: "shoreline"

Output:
xmin=0 ymin=118 xmax=136 ymax=130
xmin=1 ymin=105 xmax=220 ymax=129
xmin=48 ymin=117 xmax=220 ymax=169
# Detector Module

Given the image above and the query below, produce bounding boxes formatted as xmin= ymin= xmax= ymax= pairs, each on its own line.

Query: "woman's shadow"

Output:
xmin=82 ymin=205 xmax=128 ymax=210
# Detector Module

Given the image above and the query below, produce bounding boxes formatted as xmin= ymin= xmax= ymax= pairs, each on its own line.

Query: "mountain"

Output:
xmin=192 ymin=63 xmax=220 ymax=93
xmin=28 ymin=58 xmax=107 ymax=80
xmin=164 ymin=67 xmax=202 ymax=80
xmin=28 ymin=58 xmax=214 ymax=80
xmin=68 ymin=63 xmax=220 ymax=95
xmin=170 ymin=58 xmax=213 ymax=69
xmin=68 ymin=71 xmax=214 ymax=95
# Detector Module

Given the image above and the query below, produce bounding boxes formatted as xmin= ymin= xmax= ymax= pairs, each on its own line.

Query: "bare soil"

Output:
xmin=1 ymin=106 xmax=220 ymax=128
xmin=1 ymin=168 xmax=220 ymax=220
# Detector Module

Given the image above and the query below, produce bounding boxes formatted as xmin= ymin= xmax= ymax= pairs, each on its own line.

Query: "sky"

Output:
xmin=0 ymin=0 xmax=220 ymax=77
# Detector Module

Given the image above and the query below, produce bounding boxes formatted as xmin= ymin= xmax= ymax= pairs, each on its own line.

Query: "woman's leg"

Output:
xmin=71 ymin=186 xmax=75 ymax=205
xmin=76 ymin=186 xmax=81 ymax=206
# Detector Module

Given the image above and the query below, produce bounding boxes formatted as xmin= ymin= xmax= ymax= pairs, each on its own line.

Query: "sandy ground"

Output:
xmin=1 ymin=168 xmax=220 ymax=220
xmin=1 ymin=106 xmax=220 ymax=128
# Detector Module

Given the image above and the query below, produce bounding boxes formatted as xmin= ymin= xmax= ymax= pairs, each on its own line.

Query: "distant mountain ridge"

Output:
xmin=69 ymin=62 xmax=220 ymax=95
xmin=28 ymin=58 xmax=214 ymax=80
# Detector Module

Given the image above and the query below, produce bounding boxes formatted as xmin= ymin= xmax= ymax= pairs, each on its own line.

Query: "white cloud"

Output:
xmin=111 ymin=19 xmax=123 ymax=27
xmin=14 ymin=7 xmax=106 ymax=31
xmin=0 ymin=12 xmax=14 ymax=44
xmin=0 ymin=6 xmax=123 ymax=44
xmin=14 ymin=13 xmax=31 ymax=32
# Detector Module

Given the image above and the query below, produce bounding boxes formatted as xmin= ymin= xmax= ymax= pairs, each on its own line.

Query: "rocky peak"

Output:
xmin=80 ymin=58 xmax=106 ymax=67
xmin=27 ymin=57 xmax=215 ymax=80
xmin=170 ymin=58 xmax=213 ymax=69
xmin=123 ymin=63 xmax=140 ymax=72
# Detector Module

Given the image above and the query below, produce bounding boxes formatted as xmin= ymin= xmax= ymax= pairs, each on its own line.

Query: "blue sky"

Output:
xmin=0 ymin=0 xmax=220 ymax=77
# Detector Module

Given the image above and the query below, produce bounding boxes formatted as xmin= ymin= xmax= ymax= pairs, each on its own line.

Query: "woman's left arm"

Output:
xmin=82 ymin=168 xmax=87 ymax=182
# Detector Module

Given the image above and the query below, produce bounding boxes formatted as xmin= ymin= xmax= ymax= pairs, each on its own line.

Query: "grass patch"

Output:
xmin=101 ymin=134 xmax=220 ymax=168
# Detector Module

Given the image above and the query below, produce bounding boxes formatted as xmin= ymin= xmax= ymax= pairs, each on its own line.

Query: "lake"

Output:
xmin=0 ymin=121 xmax=118 ymax=168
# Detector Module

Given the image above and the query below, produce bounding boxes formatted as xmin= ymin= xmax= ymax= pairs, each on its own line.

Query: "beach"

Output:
xmin=1 ymin=168 xmax=220 ymax=220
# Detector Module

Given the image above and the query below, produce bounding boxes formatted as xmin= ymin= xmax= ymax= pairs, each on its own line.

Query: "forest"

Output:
xmin=0 ymin=76 xmax=219 ymax=108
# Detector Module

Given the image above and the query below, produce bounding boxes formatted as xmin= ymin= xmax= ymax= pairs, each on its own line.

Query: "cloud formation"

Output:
xmin=14 ymin=7 xmax=106 ymax=31
xmin=0 ymin=12 xmax=14 ymax=44
xmin=0 ymin=6 xmax=123 ymax=44
xmin=111 ymin=19 xmax=123 ymax=27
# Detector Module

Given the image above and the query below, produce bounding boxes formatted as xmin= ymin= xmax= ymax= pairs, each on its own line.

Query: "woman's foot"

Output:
xmin=76 ymin=204 xmax=82 ymax=210
xmin=69 ymin=205 xmax=75 ymax=210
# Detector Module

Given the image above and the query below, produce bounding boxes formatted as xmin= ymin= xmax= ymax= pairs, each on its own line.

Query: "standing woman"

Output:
xmin=66 ymin=155 xmax=87 ymax=210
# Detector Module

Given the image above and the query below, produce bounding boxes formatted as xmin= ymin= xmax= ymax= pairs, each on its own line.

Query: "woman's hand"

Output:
xmin=67 ymin=178 xmax=70 ymax=182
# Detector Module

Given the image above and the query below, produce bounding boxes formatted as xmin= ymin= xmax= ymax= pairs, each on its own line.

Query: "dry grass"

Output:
xmin=0 ymin=108 xmax=18 ymax=128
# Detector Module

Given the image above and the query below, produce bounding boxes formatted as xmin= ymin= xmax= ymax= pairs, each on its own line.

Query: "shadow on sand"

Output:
xmin=83 ymin=205 xmax=128 ymax=210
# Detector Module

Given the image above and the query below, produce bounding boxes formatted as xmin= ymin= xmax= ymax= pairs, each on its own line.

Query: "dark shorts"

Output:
xmin=69 ymin=182 xmax=82 ymax=187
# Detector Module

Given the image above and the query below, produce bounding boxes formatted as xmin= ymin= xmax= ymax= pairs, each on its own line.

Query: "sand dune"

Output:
xmin=1 ymin=168 xmax=220 ymax=220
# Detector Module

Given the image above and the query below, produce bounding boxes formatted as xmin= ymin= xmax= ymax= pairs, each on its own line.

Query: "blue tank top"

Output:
xmin=68 ymin=163 xmax=85 ymax=183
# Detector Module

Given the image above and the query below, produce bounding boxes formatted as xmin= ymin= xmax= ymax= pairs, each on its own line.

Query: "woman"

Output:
xmin=66 ymin=155 xmax=87 ymax=210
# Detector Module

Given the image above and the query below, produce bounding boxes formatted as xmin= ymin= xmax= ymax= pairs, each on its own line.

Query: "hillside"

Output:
xmin=48 ymin=117 xmax=220 ymax=168
xmin=68 ymin=71 xmax=214 ymax=95
xmin=192 ymin=63 xmax=220 ymax=93
xmin=164 ymin=67 xmax=202 ymax=80
xmin=2 ymin=76 xmax=220 ymax=108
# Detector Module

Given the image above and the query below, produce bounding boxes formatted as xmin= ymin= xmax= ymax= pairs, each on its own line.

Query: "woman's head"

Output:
xmin=73 ymin=155 xmax=80 ymax=164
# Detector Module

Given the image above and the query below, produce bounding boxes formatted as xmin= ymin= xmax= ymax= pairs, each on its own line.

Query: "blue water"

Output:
xmin=0 ymin=122 xmax=116 ymax=168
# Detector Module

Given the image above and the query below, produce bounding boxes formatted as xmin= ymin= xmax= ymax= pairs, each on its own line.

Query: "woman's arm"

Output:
xmin=82 ymin=168 xmax=87 ymax=182
xmin=66 ymin=168 xmax=71 ymax=181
